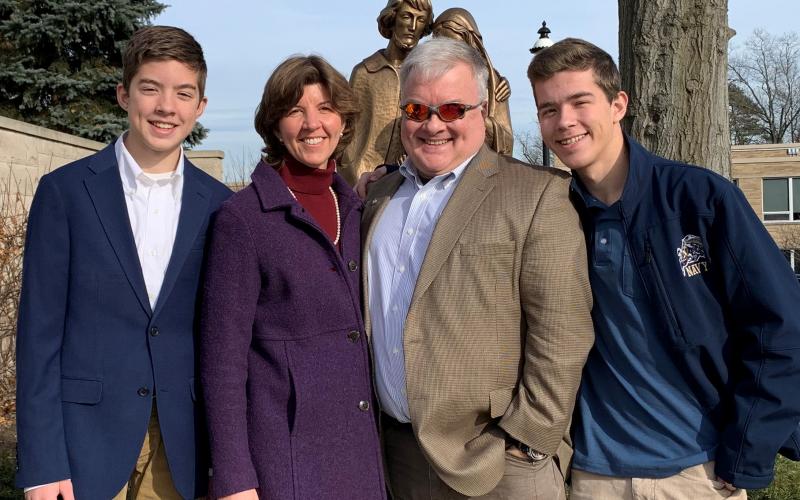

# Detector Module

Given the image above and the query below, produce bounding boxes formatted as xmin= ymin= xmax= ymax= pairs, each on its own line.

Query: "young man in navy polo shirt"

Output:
xmin=528 ymin=37 xmax=800 ymax=499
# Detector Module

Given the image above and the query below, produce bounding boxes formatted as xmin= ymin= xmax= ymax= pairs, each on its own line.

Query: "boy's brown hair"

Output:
xmin=254 ymin=55 xmax=359 ymax=165
xmin=122 ymin=26 xmax=208 ymax=97
xmin=528 ymin=37 xmax=621 ymax=103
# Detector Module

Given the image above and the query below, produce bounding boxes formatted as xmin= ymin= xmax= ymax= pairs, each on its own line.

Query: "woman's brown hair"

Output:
xmin=254 ymin=55 xmax=359 ymax=165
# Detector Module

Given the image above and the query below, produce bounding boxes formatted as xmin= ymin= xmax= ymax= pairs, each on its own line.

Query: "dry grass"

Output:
xmin=0 ymin=170 xmax=30 ymax=498
xmin=0 ymin=173 xmax=28 ymax=429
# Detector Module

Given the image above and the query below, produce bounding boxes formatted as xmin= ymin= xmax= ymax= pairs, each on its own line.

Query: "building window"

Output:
xmin=763 ymin=177 xmax=800 ymax=221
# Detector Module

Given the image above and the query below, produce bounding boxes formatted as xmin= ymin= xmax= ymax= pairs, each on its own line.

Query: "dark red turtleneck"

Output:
xmin=278 ymin=155 xmax=339 ymax=245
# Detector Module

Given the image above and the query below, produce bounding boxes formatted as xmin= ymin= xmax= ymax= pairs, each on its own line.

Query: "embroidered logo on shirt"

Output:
xmin=676 ymin=234 xmax=709 ymax=277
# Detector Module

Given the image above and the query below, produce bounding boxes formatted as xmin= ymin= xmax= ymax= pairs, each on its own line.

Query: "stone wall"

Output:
xmin=0 ymin=115 xmax=224 ymax=202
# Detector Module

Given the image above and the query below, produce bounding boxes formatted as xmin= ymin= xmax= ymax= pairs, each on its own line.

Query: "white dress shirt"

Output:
xmin=367 ymin=155 xmax=473 ymax=422
xmin=116 ymin=134 xmax=184 ymax=309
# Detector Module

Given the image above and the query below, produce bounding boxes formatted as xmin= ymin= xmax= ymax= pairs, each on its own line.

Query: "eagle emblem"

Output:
xmin=676 ymin=234 xmax=709 ymax=277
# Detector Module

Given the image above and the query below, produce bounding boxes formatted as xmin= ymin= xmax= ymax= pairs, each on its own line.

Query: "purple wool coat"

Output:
xmin=200 ymin=161 xmax=386 ymax=499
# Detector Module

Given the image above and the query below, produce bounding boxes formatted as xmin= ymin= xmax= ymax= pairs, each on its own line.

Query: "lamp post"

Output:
xmin=530 ymin=21 xmax=554 ymax=167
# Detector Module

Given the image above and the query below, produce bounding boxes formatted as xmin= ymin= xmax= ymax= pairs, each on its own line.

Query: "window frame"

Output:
xmin=763 ymin=177 xmax=800 ymax=223
xmin=783 ymin=249 xmax=800 ymax=281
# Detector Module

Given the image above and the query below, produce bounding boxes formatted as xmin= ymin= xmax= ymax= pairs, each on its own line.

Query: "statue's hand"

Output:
xmin=495 ymin=77 xmax=511 ymax=102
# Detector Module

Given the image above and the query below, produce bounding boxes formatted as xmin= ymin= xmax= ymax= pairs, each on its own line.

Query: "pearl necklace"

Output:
xmin=287 ymin=186 xmax=341 ymax=245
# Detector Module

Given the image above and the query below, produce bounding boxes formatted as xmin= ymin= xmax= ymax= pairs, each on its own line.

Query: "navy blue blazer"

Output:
xmin=15 ymin=143 xmax=232 ymax=498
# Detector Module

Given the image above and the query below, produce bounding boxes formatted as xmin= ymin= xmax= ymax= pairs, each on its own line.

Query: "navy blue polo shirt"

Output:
xmin=570 ymin=183 xmax=718 ymax=478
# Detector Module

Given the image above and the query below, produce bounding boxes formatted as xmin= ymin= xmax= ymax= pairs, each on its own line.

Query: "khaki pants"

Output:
xmin=112 ymin=403 xmax=182 ymax=500
xmin=570 ymin=462 xmax=747 ymax=500
xmin=383 ymin=414 xmax=565 ymax=499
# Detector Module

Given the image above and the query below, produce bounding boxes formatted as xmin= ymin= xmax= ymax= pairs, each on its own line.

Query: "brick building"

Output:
xmin=732 ymin=143 xmax=800 ymax=279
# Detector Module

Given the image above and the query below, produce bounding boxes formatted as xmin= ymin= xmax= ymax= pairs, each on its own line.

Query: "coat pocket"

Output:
xmin=644 ymin=235 xmax=690 ymax=347
xmin=489 ymin=386 xmax=516 ymax=418
xmin=61 ymin=378 xmax=102 ymax=405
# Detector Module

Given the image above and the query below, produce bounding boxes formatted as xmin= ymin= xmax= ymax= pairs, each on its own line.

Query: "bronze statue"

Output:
xmin=432 ymin=7 xmax=514 ymax=155
xmin=340 ymin=0 xmax=433 ymax=185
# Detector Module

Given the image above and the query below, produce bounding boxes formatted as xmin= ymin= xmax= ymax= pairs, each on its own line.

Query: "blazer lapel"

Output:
xmin=153 ymin=164 xmax=210 ymax=317
xmin=361 ymin=172 xmax=404 ymax=338
xmin=84 ymin=145 xmax=152 ymax=316
xmin=410 ymin=147 xmax=499 ymax=306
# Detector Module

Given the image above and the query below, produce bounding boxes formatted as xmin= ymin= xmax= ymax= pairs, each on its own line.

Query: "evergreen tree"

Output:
xmin=0 ymin=0 xmax=209 ymax=147
xmin=728 ymin=82 xmax=763 ymax=145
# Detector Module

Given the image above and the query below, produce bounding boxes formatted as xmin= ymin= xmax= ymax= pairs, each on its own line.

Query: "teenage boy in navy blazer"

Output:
xmin=15 ymin=26 xmax=232 ymax=499
xmin=528 ymin=37 xmax=800 ymax=499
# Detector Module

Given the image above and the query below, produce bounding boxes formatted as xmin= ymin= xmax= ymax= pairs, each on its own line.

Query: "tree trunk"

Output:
xmin=619 ymin=0 xmax=732 ymax=178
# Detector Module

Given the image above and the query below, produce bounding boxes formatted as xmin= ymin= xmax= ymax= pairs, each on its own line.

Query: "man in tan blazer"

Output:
xmin=362 ymin=37 xmax=594 ymax=499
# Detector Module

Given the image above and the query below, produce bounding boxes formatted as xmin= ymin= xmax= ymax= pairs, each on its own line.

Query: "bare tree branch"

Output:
xmin=729 ymin=29 xmax=800 ymax=144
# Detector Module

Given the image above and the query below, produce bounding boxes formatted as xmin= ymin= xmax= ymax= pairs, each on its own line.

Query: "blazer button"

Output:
xmin=348 ymin=260 xmax=358 ymax=272
xmin=137 ymin=387 xmax=150 ymax=397
xmin=358 ymin=400 xmax=370 ymax=412
xmin=149 ymin=326 xmax=159 ymax=337
xmin=347 ymin=330 xmax=360 ymax=343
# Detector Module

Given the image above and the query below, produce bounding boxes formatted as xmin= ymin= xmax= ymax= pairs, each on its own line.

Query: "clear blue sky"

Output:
xmin=153 ymin=1 xmax=798 ymax=172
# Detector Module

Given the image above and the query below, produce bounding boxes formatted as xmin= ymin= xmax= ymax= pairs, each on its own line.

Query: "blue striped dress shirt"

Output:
xmin=367 ymin=155 xmax=474 ymax=422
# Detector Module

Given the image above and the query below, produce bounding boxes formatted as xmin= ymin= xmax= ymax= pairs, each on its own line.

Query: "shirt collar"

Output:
xmin=115 ymin=133 xmax=185 ymax=198
xmin=399 ymin=153 xmax=476 ymax=191
xmin=571 ymin=175 xmax=599 ymax=207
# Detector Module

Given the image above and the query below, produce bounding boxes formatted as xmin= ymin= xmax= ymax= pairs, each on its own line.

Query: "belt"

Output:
xmin=381 ymin=411 xmax=413 ymax=431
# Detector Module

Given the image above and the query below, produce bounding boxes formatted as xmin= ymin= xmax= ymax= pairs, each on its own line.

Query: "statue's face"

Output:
xmin=390 ymin=3 xmax=429 ymax=52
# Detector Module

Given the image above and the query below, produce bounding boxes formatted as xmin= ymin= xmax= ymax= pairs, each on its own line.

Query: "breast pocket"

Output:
xmin=641 ymin=233 xmax=691 ymax=347
xmin=458 ymin=241 xmax=516 ymax=281
xmin=457 ymin=241 xmax=516 ymax=306
xmin=459 ymin=241 xmax=516 ymax=257
xmin=622 ymin=245 xmax=644 ymax=299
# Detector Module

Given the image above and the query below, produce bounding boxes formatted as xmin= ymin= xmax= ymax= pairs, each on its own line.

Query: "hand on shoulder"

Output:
xmin=354 ymin=166 xmax=389 ymax=200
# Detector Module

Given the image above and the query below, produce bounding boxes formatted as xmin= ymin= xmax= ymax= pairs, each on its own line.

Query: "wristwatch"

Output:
xmin=508 ymin=438 xmax=548 ymax=461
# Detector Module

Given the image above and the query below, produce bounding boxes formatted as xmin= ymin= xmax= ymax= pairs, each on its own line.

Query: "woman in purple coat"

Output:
xmin=200 ymin=55 xmax=386 ymax=500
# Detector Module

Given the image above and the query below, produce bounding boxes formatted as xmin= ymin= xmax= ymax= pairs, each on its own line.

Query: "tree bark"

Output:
xmin=619 ymin=0 xmax=732 ymax=178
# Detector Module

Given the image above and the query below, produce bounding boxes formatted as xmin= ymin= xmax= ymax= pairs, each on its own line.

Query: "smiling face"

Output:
xmin=400 ymin=62 xmax=486 ymax=178
xmin=116 ymin=59 xmax=207 ymax=172
xmin=276 ymin=83 xmax=344 ymax=170
xmin=391 ymin=3 xmax=429 ymax=52
xmin=534 ymin=69 xmax=628 ymax=178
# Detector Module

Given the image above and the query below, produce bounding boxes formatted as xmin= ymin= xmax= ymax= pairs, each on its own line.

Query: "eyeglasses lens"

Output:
xmin=402 ymin=103 xmax=467 ymax=122
xmin=437 ymin=103 xmax=465 ymax=121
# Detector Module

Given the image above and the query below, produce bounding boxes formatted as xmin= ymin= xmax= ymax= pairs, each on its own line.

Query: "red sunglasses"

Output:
xmin=399 ymin=101 xmax=483 ymax=122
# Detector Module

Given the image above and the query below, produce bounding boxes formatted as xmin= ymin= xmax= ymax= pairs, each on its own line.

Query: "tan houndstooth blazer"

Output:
xmin=361 ymin=145 xmax=595 ymax=497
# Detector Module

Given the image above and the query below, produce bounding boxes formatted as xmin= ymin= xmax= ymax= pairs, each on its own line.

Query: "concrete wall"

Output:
xmin=0 ymin=115 xmax=224 ymax=201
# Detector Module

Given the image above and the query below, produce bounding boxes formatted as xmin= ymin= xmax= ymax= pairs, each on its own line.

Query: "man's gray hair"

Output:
xmin=399 ymin=37 xmax=489 ymax=102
